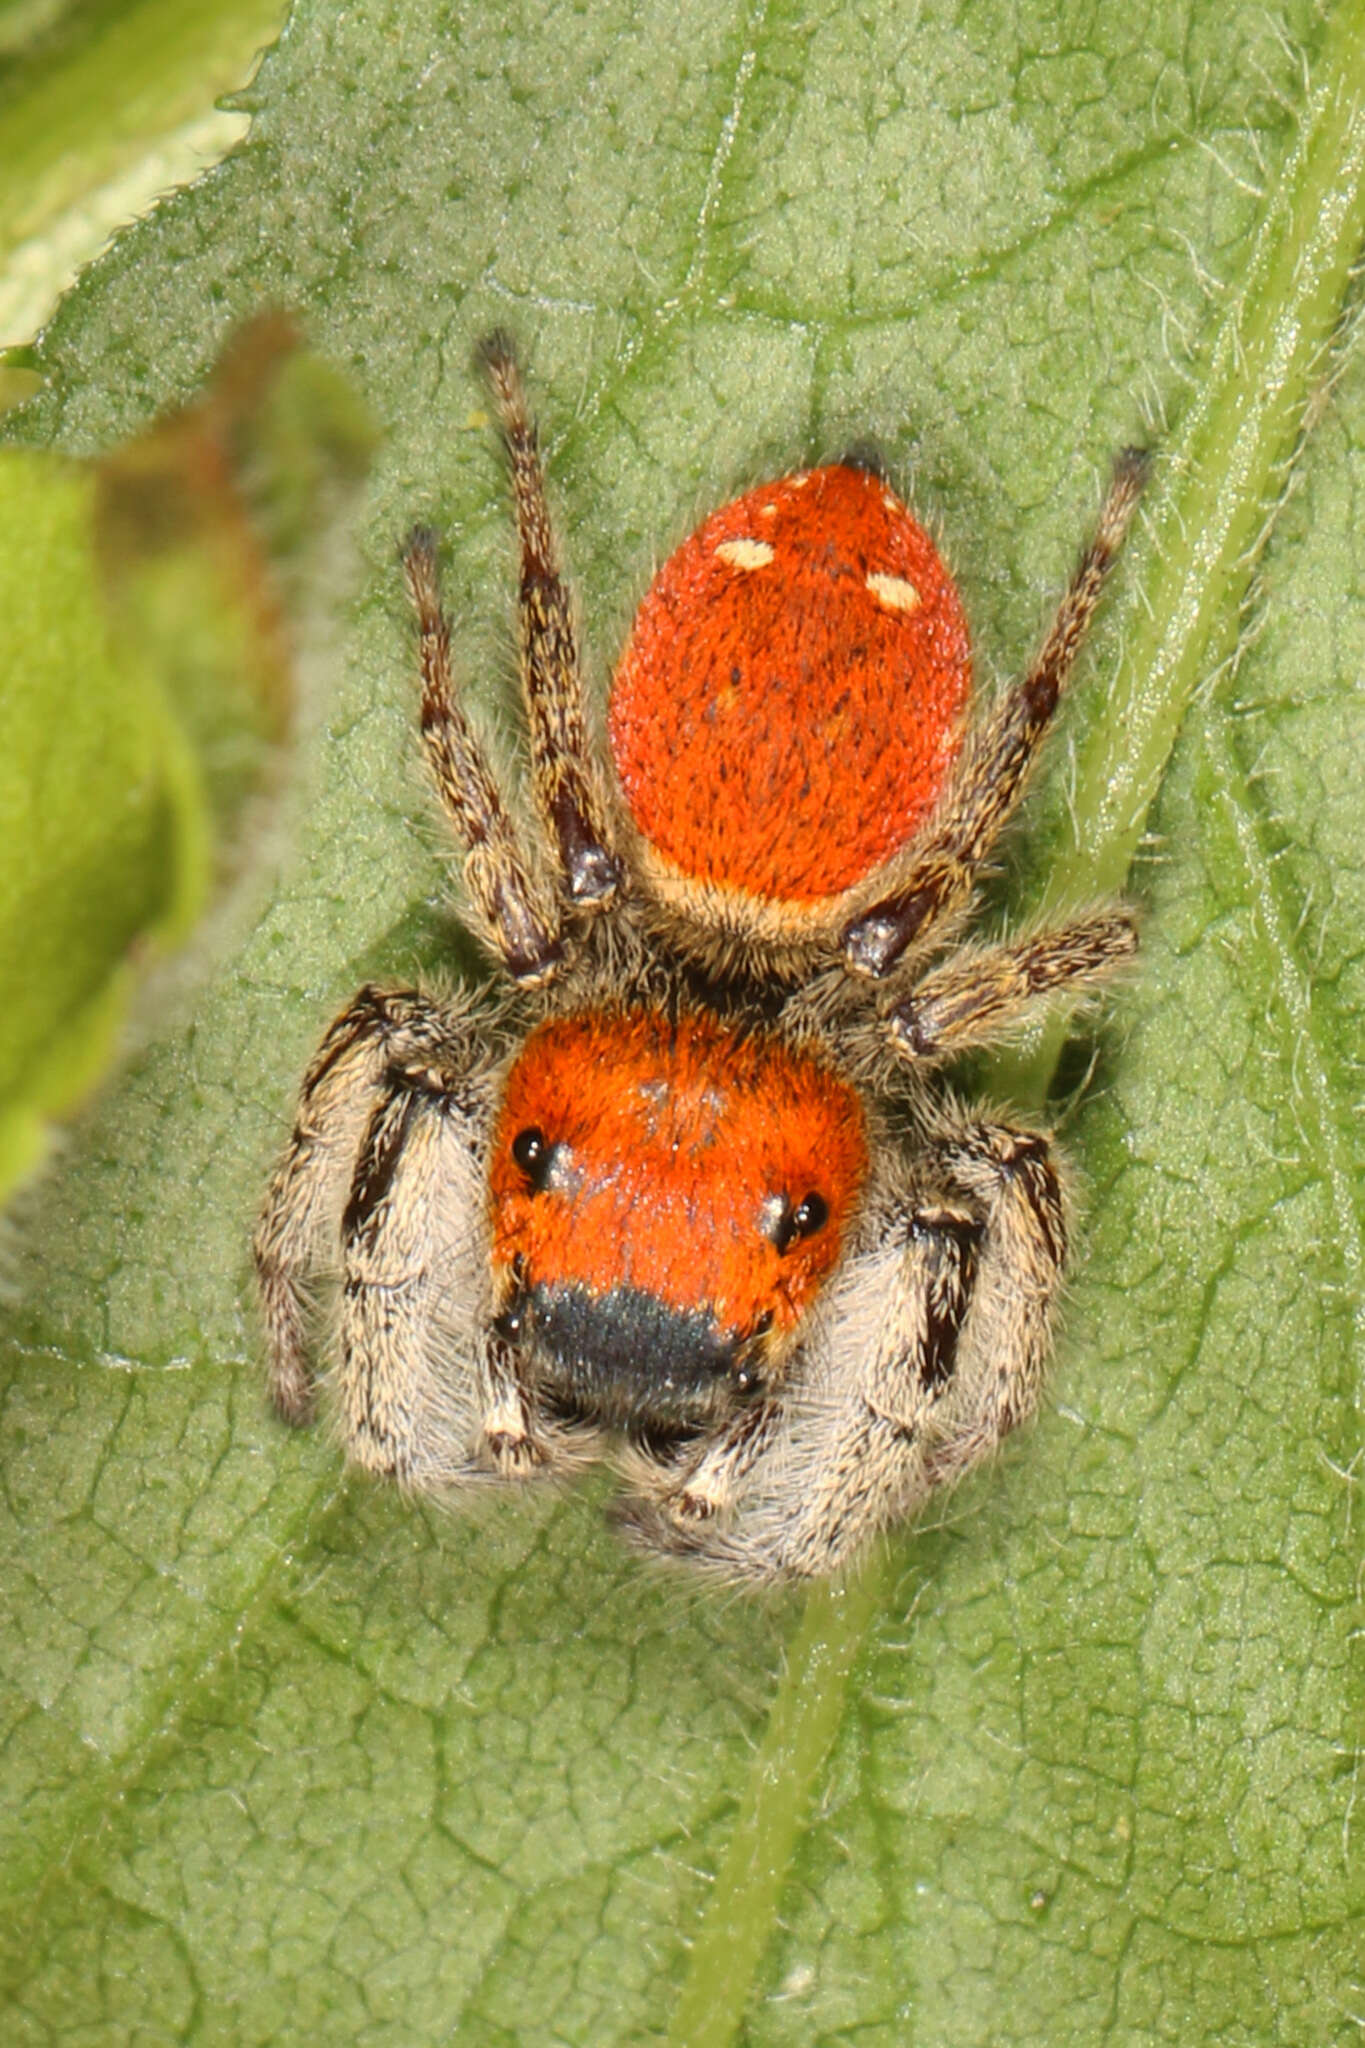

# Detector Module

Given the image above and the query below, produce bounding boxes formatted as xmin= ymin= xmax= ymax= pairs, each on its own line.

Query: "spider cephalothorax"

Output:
xmin=488 ymin=1004 xmax=868 ymax=1433
xmin=255 ymin=335 xmax=1144 ymax=1580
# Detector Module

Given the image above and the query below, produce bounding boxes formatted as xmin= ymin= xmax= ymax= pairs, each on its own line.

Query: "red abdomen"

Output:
xmin=608 ymin=463 xmax=971 ymax=909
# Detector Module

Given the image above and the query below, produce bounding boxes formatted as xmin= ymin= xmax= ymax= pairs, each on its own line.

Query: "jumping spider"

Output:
xmin=255 ymin=335 xmax=1144 ymax=1581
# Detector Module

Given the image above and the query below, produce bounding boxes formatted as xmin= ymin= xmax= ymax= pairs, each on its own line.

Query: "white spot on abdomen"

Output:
xmin=716 ymin=538 xmax=775 ymax=570
xmin=866 ymin=570 xmax=921 ymax=613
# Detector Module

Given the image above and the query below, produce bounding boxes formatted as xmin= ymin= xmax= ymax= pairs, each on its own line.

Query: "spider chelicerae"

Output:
xmin=255 ymin=336 xmax=1144 ymax=1580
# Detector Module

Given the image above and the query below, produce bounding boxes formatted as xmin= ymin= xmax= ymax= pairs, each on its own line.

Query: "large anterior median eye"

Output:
xmin=511 ymin=1126 xmax=554 ymax=1191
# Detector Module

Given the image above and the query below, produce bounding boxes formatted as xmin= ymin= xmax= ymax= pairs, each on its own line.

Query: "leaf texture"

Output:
xmin=2 ymin=3 xmax=1362 ymax=2042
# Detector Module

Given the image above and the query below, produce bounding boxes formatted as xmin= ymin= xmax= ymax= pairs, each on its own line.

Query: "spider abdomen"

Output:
xmin=608 ymin=463 xmax=972 ymax=919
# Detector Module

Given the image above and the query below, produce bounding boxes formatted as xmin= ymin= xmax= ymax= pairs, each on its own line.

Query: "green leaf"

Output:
xmin=2 ymin=3 xmax=1362 ymax=2044
xmin=0 ymin=446 xmax=210 ymax=1197
xmin=0 ymin=324 xmax=374 ymax=1201
xmin=0 ymin=0 xmax=287 ymax=354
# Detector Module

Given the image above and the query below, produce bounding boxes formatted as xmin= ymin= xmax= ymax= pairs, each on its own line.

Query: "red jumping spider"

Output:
xmin=255 ymin=336 xmax=1144 ymax=1581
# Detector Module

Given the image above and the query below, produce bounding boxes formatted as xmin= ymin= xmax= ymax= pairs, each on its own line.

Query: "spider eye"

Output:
xmin=511 ymin=1125 xmax=553 ymax=1190
xmin=764 ymin=1191 xmax=830 ymax=1254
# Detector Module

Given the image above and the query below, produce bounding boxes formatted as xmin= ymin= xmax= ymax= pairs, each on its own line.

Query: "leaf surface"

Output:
xmin=0 ymin=446 xmax=209 ymax=1195
xmin=0 ymin=0 xmax=286 ymax=356
xmin=2 ymin=3 xmax=1362 ymax=2043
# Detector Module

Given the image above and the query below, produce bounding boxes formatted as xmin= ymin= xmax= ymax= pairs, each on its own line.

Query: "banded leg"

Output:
xmin=842 ymin=448 xmax=1148 ymax=979
xmin=479 ymin=333 xmax=622 ymax=909
xmin=254 ymin=987 xmax=466 ymax=1426
xmin=621 ymin=1115 xmax=1067 ymax=1582
xmin=888 ymin=908 xmax=1137 ymax=1062
xmin=913 ymin=1118 xmax=1066 ymax=1494
xmin=404 ymin=531 xmax=564 ymax=984
xmin=338 ymin=1053 xmax=506 ymax=1481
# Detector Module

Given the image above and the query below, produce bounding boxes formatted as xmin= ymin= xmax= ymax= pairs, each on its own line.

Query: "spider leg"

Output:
xmin=336 ymin=1016 xmax=598 ymax=1481
xmin=257 ymin=985 xmax=580 ymax=1482
xmin=614 ymin=1393 xmax=784 ymax=1530
xmin=912 ymin=1116 xmax=1066 ymax=1494
xmin=887 ymin=906 xmax=1137 ymax=1063
xmin=478 ymin=1324 xmax=559 ymax=1478
xmin=254 ymin=987 xmax=467 ymax=1428
xmin=404 ymin=532 xmax=565 ymax=985
xmin=478 ymin=333 xmax=623 ymax=913
xmin=336 ymin=1054 xmax=494 ymax=1481
xmin=841 ymin=449 xmax=1148 ymax=980
xmin=620 ymin=1112 xmax=1067 ymax=1581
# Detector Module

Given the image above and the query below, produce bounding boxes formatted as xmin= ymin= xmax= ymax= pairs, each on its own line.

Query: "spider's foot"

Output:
xmin=268 ymin=1361 xmax=317 ymax=1430
xmin=484 ymin=1426 xmax=550 ymax=1478
xmin=662 ymin=1483 xmax=722 ymax=1524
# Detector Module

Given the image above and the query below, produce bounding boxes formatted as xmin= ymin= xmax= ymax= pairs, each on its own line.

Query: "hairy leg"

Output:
xmin=621 ymin=1112 xmax=1068 ymax=1581
xmin=887 ymin=907 xmax=1137 ymax=1062
xmin=479 ymin=333 xmax=622 ymax=911
xmin=254 ymin=987 xmax=460 ymax=1426
xmin=338 ymin=1036 xmax=595 ymax=1482
xmin=404 ymin=533 xmax=565 ymax=983
xmin=841 ymin=449 xmax=1148 ymax=980
xmin=336 ymin=1057 xmax=488 ymax=1480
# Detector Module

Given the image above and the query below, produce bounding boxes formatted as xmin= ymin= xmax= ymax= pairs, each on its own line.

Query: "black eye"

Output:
xmin=511 ymin=1125 xmax=553 ymax=1191
xmin=493 ymin=1301 xmax=525 ymax=1343
xmin=792 ymin=1193 xmax=828 ymax=1239
xmin=765 ymin=1192 xmax=830 ymax=1254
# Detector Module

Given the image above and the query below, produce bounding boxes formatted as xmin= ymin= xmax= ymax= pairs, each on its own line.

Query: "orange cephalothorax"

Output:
xmin=608 ymin=462 xmax=972 ymax=912
xmin=488 ymin=1007 xmax=868 ymax=1426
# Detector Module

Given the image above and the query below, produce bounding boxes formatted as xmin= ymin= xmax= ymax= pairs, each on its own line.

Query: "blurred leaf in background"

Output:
xmin=0 ymin=441 xmax=207 ymax=1196
xmin=0 ymin=318 xmax=374 ymax=1200
xmin=0 ymin=0 xmax=284 ymax=363
xmin=0 ymin=3 xmax=1362 ymax=2046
